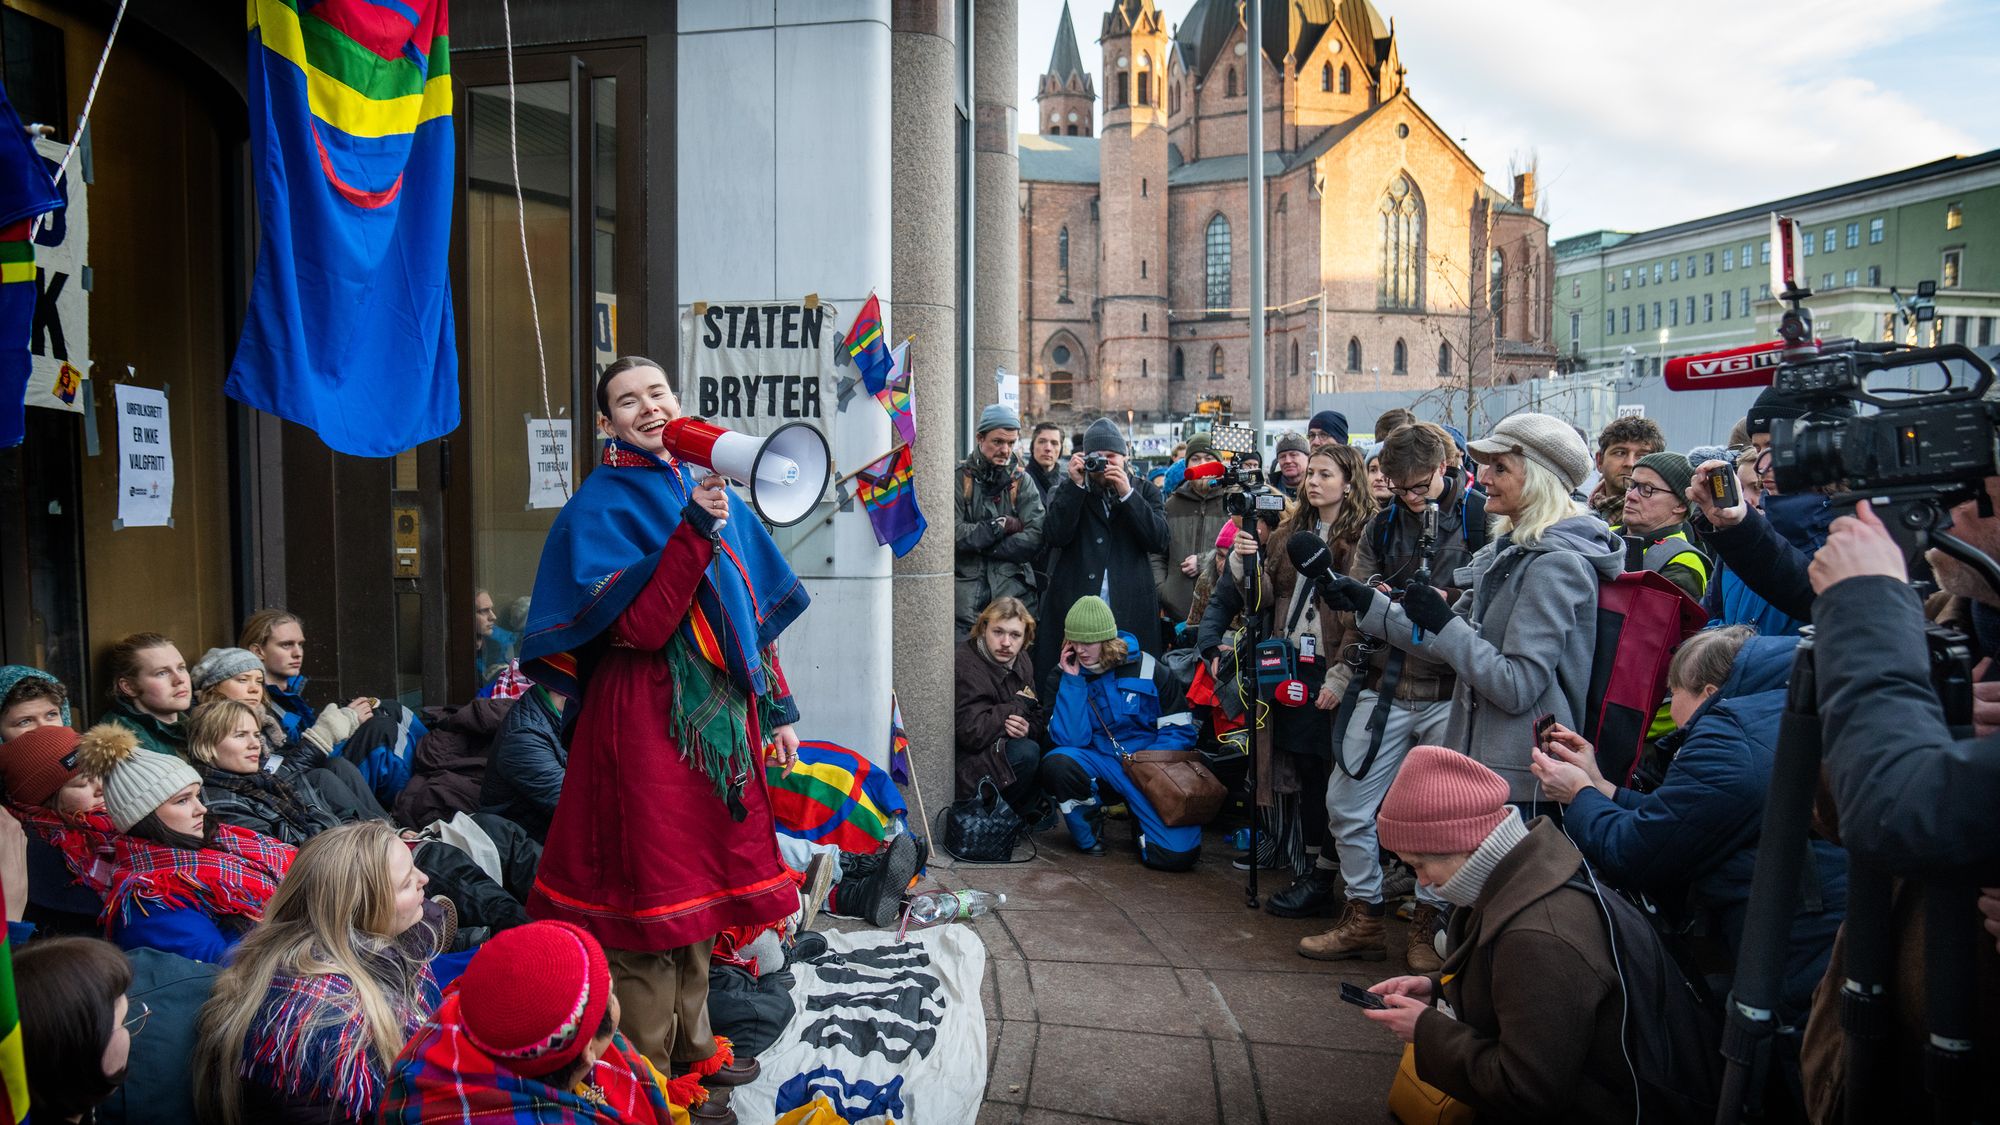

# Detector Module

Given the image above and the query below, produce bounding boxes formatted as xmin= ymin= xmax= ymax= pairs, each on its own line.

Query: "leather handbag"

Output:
xmin=1387 ymin=1044 xmax=1474 ymax=1125
xmin=937 ymin=775 xmax=1027 ymax=863
xmin=1086 ymin=695 xmax=1225 ymax=828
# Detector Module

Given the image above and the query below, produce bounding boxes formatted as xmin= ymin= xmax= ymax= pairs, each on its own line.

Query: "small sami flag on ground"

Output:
xmin=766 ymin=739 xmax=907 ymax=853
xmin=888 ymin=692 xmax=911 ymax=784
xmin=1 ymin=887 xmax=28 ymax=1123
xmin=856 ymin=445 xmax=926 ymax=557
xmin=876 ymin=341 xmax=915 ymax=448
xmin=846 ymin=293 xmax=894 ymax=395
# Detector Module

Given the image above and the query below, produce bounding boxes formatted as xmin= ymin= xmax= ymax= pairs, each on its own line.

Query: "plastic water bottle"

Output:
xmin=903 ymin=889 xmax=1006 ymax=929
xmin=1227 ymin=827 xmax=1253 ymax=851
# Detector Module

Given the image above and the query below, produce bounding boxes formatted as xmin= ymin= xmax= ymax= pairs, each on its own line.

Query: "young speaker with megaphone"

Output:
xmin=659 ymin=416 xmax=832 ymax=527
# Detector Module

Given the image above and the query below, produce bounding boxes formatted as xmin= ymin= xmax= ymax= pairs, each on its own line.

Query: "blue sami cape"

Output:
xmin=519 ymin=445 xmax=810 ymax=702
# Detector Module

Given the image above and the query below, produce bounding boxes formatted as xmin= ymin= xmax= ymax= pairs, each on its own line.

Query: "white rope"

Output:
xmin=34 ymin=0 xmax=129 ymax=236
xmin=501 ymin=0 xmax=568 ymax=497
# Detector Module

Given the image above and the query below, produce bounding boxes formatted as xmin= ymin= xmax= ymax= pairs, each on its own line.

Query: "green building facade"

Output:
xmin=1554 ymin=150 xmax=2000 ymax=377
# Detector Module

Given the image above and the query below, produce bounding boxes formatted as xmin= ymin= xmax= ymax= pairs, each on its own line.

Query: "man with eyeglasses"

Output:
xmin=1611 ymin=451 xmax=1709 ymax=601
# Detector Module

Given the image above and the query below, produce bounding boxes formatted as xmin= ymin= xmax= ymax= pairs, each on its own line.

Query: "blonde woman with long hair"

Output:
xmin=1315 ymin=414 xmax=1620 ymax=812
xmin=194 ymin=820 xmax=451 ymax=1125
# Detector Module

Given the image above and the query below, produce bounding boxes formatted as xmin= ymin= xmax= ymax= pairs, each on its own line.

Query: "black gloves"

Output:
xmin=964 ymin=518 xmax=1004 ymax=552
xmin=1401 ymin=581 xmax=1455 ymax=634
xmin=1314 ymin=574 xmax=1378 ymax=614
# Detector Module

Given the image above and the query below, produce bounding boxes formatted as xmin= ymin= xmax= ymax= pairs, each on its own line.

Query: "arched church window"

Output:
xmin=1438 ymin=341 xmax=1452 ymax=377
xmin=1346 ymin=337 xmax=1361 ymax=372
xmin=1058 ymin=227 xmax=1071 ymax=301
xmin=1205 ymin=213 xmax=1232 ymax=313
xmin=1321 ymin=63 xmax=1333 ymax=92
xmin=1393 ymin=338 xmax=1408 ymax=375
xmin=1226 ymin=67 xmax=1238 ymax=97
xmin=1339 ymin=64 xmax=1351 ymax=94
xmin=1378 ymin=176 xmax=1425 ymax=311
xmin=1138 ymin=53 xmax=1152 ymax=106
xmin=1209 ymin=345 xmax=1225 ymax=380
xmin=1291 ymin=340 xmax=1300 ymax=376
xmin=1172 ymin=346 xmax=1185 ymax=380
xmin=1490 ymin=249 xmax=1506 ymax=337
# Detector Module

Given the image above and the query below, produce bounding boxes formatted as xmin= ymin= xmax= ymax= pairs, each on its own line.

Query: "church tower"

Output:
xmin=1037 ymin=1 xmax=1095 ymax=137
xmin=1097 ymin=0 xmax=1171 ymax=420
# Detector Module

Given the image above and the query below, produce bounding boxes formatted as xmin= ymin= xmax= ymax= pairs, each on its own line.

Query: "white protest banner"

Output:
xmin=995 ymin=366 xmax=1019 ymax=413
xmin=680 ymin=299 xmax=837 ymax=438
xmin=114 ymin=384 xmax=172 ymax=527
xmin=25 ymin=136 xmax=88 ymax=413
xmin=526 ymin=417 xmax=571 ymax=509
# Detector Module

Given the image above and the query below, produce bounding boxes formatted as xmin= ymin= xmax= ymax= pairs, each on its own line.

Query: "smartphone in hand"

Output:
xmin=1339 ymin=981 xmax=1389 ymax=1010
xmin=1708 ymin=465 xmax=1742 ymax=509
xmin=1533 ymin=712 xmax=1557 ymax=752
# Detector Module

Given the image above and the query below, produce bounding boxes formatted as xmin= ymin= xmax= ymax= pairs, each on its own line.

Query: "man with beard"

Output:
xmin=1585 ymin=415 xmax=1664 ymax=526
xmin=955 ymin=404 xmax=1047 ymax=636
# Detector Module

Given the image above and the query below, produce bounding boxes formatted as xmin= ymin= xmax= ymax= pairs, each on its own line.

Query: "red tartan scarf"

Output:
xmin=379 ymin=990 xmax=676 ymax=1124
xmin=8 ymin=801 xmax=118 ymax=895
xmin=100 ymin=822 xmax=295 ymax=931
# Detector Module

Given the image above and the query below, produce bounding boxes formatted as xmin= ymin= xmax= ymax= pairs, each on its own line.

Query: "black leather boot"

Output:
xmin=1264 ymin=866 xmax=1342 ymax=918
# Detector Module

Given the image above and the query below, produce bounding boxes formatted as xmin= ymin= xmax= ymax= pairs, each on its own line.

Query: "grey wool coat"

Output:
xmin=1358 ymin=512 xmax=1623 ymax=800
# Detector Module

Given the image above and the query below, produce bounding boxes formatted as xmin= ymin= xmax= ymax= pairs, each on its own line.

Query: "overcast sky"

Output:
xmin=1016 ymin=0 xmax=2000 ymax=239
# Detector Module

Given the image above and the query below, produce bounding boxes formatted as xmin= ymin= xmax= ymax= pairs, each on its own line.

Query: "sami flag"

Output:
xmin=888 ymin=692 xmax=911 ymax=785
xmin=0 ymin=80 xmax=63 ymax=451
xmin=228 ymin=0 xmax=458 ymax=458
xmin=857 ymin=445 xmax=926 ymax=558
xmin=766 ymin=739 xmax=907 ymax=853
xmin=846 ymin=293 xmax=894 ymax=395
xmin=875 ymin=341 xmax=915 ymax=449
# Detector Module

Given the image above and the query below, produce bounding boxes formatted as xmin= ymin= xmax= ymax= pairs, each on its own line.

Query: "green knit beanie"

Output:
xmin=1064 ymin=596 xmax=1118 ymax=644
xmin=1635 ymin=451 xmax=1694 ymax=506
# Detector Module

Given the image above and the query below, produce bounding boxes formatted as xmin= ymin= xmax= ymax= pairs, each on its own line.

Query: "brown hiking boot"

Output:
xmin=1297 ymin=899 xmax=1387 ymax=962
xmin=1405 ymin=902 xmax=1445 ymax=973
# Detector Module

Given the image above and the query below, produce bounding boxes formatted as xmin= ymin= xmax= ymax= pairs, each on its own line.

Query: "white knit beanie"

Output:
xmin=76 ymin=724 xmax=203 ymax=832
xmin=1467 ymin=412 xmax=1594 ymax=493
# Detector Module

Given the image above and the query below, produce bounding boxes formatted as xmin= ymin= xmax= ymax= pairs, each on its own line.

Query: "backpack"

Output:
xmin=1580 ymin=569 xmax=1707 ymax=787
xmin=1562 ymin=870 xmax=1724 ymax=1124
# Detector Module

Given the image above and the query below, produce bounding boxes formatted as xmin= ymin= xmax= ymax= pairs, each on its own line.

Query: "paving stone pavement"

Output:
xmin=919 ymin=823 xmax=1414 ymax=1125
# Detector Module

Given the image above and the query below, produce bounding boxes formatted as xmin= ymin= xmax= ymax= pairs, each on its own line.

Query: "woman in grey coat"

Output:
xmin=1320 ymin=413 xmax=1620 ymax=809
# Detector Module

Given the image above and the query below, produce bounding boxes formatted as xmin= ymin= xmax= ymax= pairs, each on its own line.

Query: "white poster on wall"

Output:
xmin=25 ymin=135 xmax=88 ymax=413
xmin=114 ymin=384 xmax=172 ymax=528
xmin=1616 ymin=403 xmax=1646 ymax=418
xmin=995 ymin=366 xmax=1019 ymax=413
xmin=680 ymin=299 xmax=838 ymax=438
xmin=526 ymin=417 xmax=572 ymax=509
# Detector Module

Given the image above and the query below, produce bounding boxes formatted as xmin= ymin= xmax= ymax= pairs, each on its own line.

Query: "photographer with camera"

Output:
xmin=955 ymin=404 xmax=1047 ymax=637
xmin=1157 ymin=435 xmax=1236 ymax=624
xmin=1036 ymin=418 xmax=1171 ymax=676
xmin=1283 ymin=423 xmax=1485 ymax=971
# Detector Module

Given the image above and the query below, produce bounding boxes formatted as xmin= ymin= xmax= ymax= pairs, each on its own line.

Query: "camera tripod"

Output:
xmin=1717 ymin=499 xmax=1999 ymax=1125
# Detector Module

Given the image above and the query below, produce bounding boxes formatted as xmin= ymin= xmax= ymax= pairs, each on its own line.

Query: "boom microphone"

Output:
xmin=1286 ymin=531 xmax=1334 ymax=582
xmin=1664 ymin=338 xmax=1816 ymax=392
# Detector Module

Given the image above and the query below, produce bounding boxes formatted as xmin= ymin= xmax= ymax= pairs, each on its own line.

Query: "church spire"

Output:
xmin=1036 ymin=0 xmax=1095 ymax=136
xmin=1047 ymin=0 xmax=1086 ymax=85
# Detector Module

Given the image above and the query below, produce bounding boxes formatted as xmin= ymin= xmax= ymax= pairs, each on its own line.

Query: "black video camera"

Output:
xmin=1225 ymin=483 xmax=1286 ymax=522
xmin=1767 ymin=345 xmax=2000 ymax=497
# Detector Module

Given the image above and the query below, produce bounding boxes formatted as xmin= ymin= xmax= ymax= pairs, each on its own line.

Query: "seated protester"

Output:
xmin=2 ymin=724 xmax=116 ymax=933
xmin=187 ymin=700 xmax=535 ymax=937
xmin=77 ymin=724 xmax=295 ymax=963
xmin=0 ymin=662 xmax=70 ymax=742
xmin=189 ymin=648 xmax=388 ymax=822
xmin=100 ymin=634 xmax=193 ymax=756
xmin=393 ymin=695 xmax=512 ymax=830
xmin=242 ymin=608 xmax=426 ymax=805
xmin=476 ymin=685 xmax=567 ymax=842
xmin=1611 ymin=451 xmax=1710 ymax=601
xmin=380 ymin=920 xmax=682 ymax=1124
xmin=1531 ymin=627 xmax=1847 ymax=1036
xmin=13 ymin=935 xmax=137 ymax=1123
xmin=193 ymin=821 xmax=453 ymax=1125
xmin=1039 ymin=597 xmax=1202 ymax=871
xmin=953 ymin=596 xmax=1045 ymax=821
xmin=98 ymin=945 xmax=221 ymax=1125
xmin=1361 ymin=747 xmax=1720 ymax=1123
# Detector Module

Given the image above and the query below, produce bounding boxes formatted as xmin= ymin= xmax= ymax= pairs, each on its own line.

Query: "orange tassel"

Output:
xmin=688 ymin=1036 xmax=736 ymax=1079
xmin=665 ymin=1072 xmax=709 ymax=1107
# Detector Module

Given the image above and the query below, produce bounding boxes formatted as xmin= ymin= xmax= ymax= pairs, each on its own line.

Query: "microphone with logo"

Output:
xmin=1286 ymin=531 xmax=1344 ymax=603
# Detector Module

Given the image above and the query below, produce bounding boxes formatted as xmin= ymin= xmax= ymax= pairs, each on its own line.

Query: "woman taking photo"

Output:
xmin=1319 ymin=413 xmax=1620 ymax=813
xmin=194 ymin=821 xmax=452 ymax=1125
xmin=78 ymin=723 xmax=295 ymax=962
xmin=101 ymin=633 xmax=193 ymax=756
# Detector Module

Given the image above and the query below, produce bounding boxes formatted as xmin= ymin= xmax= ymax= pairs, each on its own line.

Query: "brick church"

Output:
xmin=1018 ymin=0 xmax=1556 ymax=426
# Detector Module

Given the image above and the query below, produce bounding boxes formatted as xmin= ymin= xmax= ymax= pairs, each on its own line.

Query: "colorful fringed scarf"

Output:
xmin=8 ymin=801 xmax=116 ymax=895
xmin=665 ymin=629 xmax=790 ymax=814
xmin=99 ymin=823 xmax=294 ymax=933
xmin=380 ymin=990 xmax=678 ymax=1124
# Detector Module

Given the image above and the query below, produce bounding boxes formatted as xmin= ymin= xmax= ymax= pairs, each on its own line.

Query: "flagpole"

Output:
xmin=1246 ymin=0 xmax=1267 ymax=457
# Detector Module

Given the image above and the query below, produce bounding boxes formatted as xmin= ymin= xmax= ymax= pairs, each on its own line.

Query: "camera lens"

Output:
xmin=1771 ymin=418 xmax=1844 ymax=494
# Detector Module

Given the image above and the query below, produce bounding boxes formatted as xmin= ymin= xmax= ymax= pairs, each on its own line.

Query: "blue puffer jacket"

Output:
xmin=1047 ymin=630 xmax=1198 ymax=755
xmin=1563 ymin=634 xmax=1847 ymax=1021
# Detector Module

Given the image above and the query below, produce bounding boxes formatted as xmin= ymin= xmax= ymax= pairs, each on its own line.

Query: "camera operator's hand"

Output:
xmin=1400 ymin=582 xmax=1454 ymax=634
xmin=1232 ymin=533 xmax=1260 ymax=559
xmin=1315 ymin=574 xmax=1377 ymax=614
xmin=1181 ymin=553 xmax=1201 ymax=577
xmin=1979 ymin=888 xmax=2000 ymax=955
xmin=1972 ymin=660 xmax=2000 ymax=738
xmin=1314 ymin=681 xmax=1340 ymax=710
xmin=1810 ymin=500 xmax=1910 ymax=593
xmin=1100 ymin=463 xmax=1132 ymax=499
xmin=1689 ymin=460 xmax=1748 ymax=530
xmin=1066 ymin=452 xmax=1087 ymax=488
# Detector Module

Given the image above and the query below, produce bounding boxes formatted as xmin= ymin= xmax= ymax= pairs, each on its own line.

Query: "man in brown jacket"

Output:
xmin=953 ymin=596 xmax=1045 ymax=818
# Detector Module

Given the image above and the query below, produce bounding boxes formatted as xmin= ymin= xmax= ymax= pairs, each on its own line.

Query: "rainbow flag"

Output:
xmin=887 ymin=693 xmax=911 ymax=785
xmin=767 ymin=739 xmax=907 ymax=853
xmin=856 ymin=445 xmax=926 ymax=558
xmin=845 ymin=293 xmax=894 ymax=395
xmin=874 ymin=341 xmax=915 ymax=448
xmin=1 ymin=886 xmax=27 ymax=1123
xmin=227 ymin=0 xmax=459 ymax=458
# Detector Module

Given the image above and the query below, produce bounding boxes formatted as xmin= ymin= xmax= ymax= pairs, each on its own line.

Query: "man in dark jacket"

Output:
xmin=955 ymin=403 xmax=1047 ymax=635
xmin=1035 ymin=417 xmax=1170 ymax=672
xmin=1269 ymin=431 xmax=1310 ymax=494
xmin=953 ymin=597 xmax=1043 ymax=816
xmin=1025 ymin=421 xmax=1064 ymax=501
xmin=477 ymin=686 xmax=567 ymax=842
xmin=393 ymin=696 xmax=514 ymax=829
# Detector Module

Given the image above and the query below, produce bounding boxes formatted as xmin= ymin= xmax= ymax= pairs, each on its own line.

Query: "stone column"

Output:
xmin=890 ymin=0 xmax=959 ymax=831
xmin=971 ymin=0 xmax=1018 ymax=425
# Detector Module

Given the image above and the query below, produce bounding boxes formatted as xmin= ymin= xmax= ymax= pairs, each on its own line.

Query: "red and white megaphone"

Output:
xmin=660 ymin=417 xmax=832 ymax=527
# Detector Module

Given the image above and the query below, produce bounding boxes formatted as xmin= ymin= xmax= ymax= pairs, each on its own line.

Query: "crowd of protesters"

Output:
xmin=947 ymin=393 xmax=1938 ymax=1122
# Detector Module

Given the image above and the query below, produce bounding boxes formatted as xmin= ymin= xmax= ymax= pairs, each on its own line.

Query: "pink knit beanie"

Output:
xmin=1377 ymin=746 xmax=1511 ymax=855
xmin=1215 ymin=521 xmax=1239 ymax=551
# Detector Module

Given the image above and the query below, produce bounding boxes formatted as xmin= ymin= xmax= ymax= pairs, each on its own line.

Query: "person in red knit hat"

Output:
xmin=382 ymin=919 xmax=702 ymax=1124
xmin=1357 ymin=746 xmax=1679 ymax=1123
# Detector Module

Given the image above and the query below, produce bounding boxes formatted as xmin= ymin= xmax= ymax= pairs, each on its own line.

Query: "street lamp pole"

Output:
xmin=1246 ymin=0 xmax=1266 ymax=455
xmin=1656 ymin=327 xmax=1669 ymax=380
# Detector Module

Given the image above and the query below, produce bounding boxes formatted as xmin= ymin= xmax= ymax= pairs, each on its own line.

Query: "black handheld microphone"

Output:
xmin=1286 ymin=530 xmax=1333 ymax=581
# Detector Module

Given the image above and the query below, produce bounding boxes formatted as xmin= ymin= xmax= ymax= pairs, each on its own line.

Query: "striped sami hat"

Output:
xmin=459 ymin=920 xmax=612 ymax=1078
